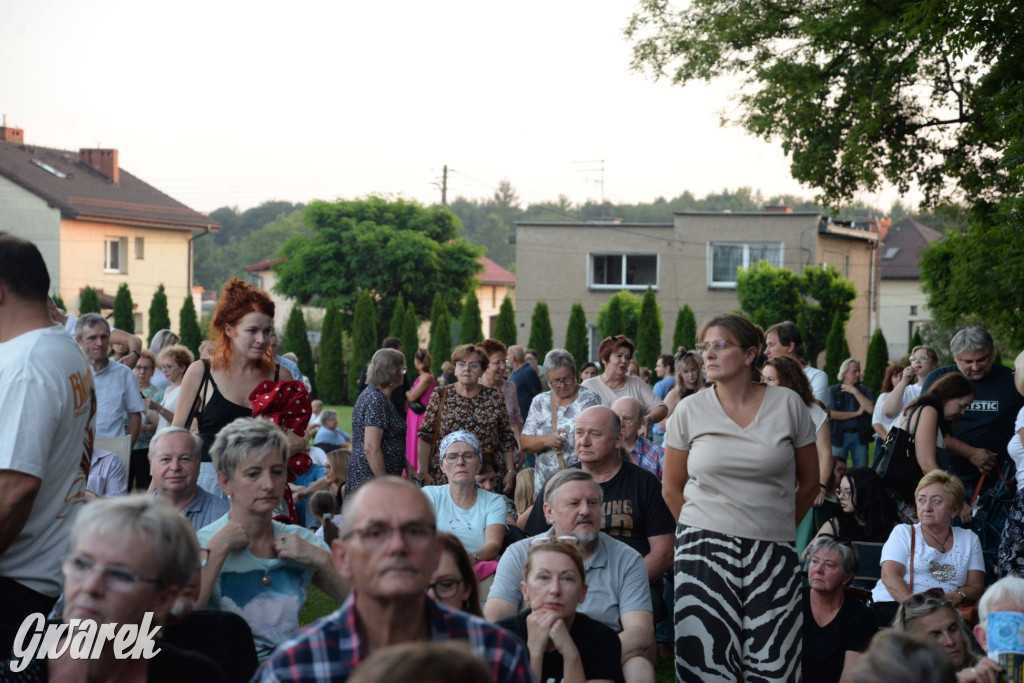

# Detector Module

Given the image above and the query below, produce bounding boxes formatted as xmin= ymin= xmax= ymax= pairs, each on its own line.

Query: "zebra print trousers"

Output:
xmin=674 ymin=524 xmax=803 ymax=682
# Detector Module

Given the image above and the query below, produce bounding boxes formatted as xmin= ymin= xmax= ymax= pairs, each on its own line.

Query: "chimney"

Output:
xmin=0 ymin=126 xmax=24 ymax=143
xmin=79 ymin=148 xmax=119 ymax=184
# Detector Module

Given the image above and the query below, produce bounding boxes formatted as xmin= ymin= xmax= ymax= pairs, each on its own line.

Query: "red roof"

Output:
xmin=478 ymin=256 xmax=515 ymax=286
xmin=245 ymin=257 xmax=286 ymax=273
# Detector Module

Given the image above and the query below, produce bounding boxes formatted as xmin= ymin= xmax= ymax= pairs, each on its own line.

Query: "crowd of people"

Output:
xmin=4 ymin=229 xmax=1024 ymax=682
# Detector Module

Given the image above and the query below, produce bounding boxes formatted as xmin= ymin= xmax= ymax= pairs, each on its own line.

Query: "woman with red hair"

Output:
xmin=173 ymin=278 xmax=302 ymax=498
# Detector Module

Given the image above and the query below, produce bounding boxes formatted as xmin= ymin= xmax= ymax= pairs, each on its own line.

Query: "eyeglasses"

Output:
xmin=341 ymin=521 xmax=436 ymax=551
xmin=908 ymin=356 xmax=932 ymax=363
xmin=158 ymin=364 xmax=176 ymax=371
xmin=548 ymin=376 xmax=576 ymax=387
xmin=428 ymin=577 xmax=463 ymax=599
xmin=836 ymin=488 xmax=853 ymax=500
xmin=455 ymin=361 xmax=482 ymax=372
xmin=695 ymin=340 xmax=738 ymax=357
xmin=443 ymin=452 xmax=478 ymax=464
xmin=62 ymin=554 xmax=161 ymax=592
xmin=902 ymin=587 xmax=949 ymax=608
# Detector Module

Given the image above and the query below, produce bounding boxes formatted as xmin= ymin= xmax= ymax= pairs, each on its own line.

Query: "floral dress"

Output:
xmin=522 ymin=386 xmax=602 ymax=490
xmin=417 ymin=384 xmax=517 ymax=485
xmin=346 ymin=385 xmax=408 ymax=495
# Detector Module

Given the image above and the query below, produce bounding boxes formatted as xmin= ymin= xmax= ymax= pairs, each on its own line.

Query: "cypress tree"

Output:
xmin=178 ymin=295 xmax=202 ymax=357
xmin=459 ymin=291 xmax=484 ymax=345
xmin=284 ymin=306 xmax=316 ymax=387
xmin=389 ymin=294 xmax=406 ymax=339
xmin=909 ymin=327 xmax=924 ymax=352
xmin=79 ymin=286 xmax=101 ymax=314
xmin=428 ymin=294 xmax=446 ymax=364
xmin=349 ymin=291 xmax=377 ymax=399
xmin=564 ymin=303 xmax=589 ymax=366
xmin=600 ymin=295 xmax=626 ymax=340
xmin=528 ymin=301 xmax=553 ymax=359
xmin=318 ymin=303 xmax=346 ymax=404
xmin=147 ymin=284 xmax=171 ymax=345
xmin=635 ymin=286 xmax=662 ymax=373
xmin=493 ymin=295 xmax=517 ymax=347
xmin=863 ymin=328 xmax=889 ymax=394
xmin=431 ymin=310 xmax=453 ymax=366
xmin=52 ymin=293 xmax=66 ymax=311
xmin=402 ymin=301 xmax=419 ymax=369
xmin=823 ymin=311 xmax=846 ymax=382
xmin=674 ymin=305 xmax=697 ymax=352
xmin=113 ymin=283 xmax=134 ymax=333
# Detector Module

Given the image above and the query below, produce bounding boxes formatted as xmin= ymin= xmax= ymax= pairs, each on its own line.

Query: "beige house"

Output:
xmin=0 ymin=124 xmax=218 ymax=333
xmin=514 ymin=210 xmax=880 ymax=364
xmin=878 ymin=218 xmax=941 ymax=359
xmin=477 ymin=255 xmax=516 ymax=338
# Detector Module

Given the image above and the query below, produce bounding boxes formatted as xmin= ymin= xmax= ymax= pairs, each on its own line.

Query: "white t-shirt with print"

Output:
xmin=871 ymin=524 xmax=984 ymax=603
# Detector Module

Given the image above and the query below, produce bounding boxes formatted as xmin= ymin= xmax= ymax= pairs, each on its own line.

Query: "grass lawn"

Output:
xmin=323 ymin=404 xmax=355 ymax=434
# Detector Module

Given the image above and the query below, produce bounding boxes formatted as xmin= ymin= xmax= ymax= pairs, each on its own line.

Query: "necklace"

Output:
xmin=921 ymin=525 xmax=952 ymax=553
xmin=247 ymin=549 xmax=273 ymax=586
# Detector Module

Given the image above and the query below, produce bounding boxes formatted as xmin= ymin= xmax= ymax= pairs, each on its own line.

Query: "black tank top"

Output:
xmin=195 ymin=360 xmax=279 ymax=462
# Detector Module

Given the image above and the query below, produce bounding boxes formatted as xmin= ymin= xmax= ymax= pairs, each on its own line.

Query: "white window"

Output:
xmin=104 ymin=237 xmax=128 ymax=274
xmin=707 ymin=242 xmax=784 ymax=289
xmin=135 ymin=237 xmax=144 ymax=260
xmin=589 ymin=254 xmax=658 ymax=290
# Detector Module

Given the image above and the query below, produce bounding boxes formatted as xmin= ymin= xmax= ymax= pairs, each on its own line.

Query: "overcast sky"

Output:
xmin=1 ymin=0 xmax=909 ymax=214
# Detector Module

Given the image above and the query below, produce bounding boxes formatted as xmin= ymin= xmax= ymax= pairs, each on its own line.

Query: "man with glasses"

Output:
xmin=254 ymin=476 xmax=531 ymax=682
xmin=485 ymin=468 xmax=655 ymax=683
xmin=612 ymin=397 xmax=665 ymax=480
xmin=149 ymin=427 xmax=228 ymax=531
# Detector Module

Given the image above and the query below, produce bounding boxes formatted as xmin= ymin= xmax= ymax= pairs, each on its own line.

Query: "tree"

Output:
xmin=284 ymin=306 xmax=315 ymax=387
xmin=79 ymin=286 xmax=100 ymax=315
xmin=112 ymin=283 xmax=134 ymax=333
xmin=148 ymin=284 xmax=171 ymax=346
xmin=597 ymin=291 xmax=644 ymax=341
xmin=909 ymin=327 xmax=924 ymax=354
xmin=797 ymin=266 xmax=857 ymax=367
xmin=635 ymin=287 xmax=663 ymax=373
xmin=528 ymin=301 xmax=553 ymax=359
xmin=459 ymin=291 xmax=484 ymax=346
xmin=402 ymin=302 xmax=419 ymax=369
xmin=673 ymin=305 xmax=696 ymax=352
xmin=430 ymin=310 xmax=453 ymax=366
xmin=178 ymin=295 xmax=202 ymax=358
xmin=564 ymin=303 xmax=589 ymax=367
xmin=736 ymin=261 xmax=801 ymax=330
xmin=275 ymin=197 xmax=482 ymax=331
xmin=823 ymin=312 xmax=847 ymax=382
xmin=389 ymin=294 xmax=406 ymax=339
xmin=318 ymin=303 xmax=346 ymax=404
xmin=51 ymin=293 xmax=66 ymax=311
xmin=493 ymin=295 xmax=517 ymax=347
xmin=864 ymin=328 xmax=889 ymax=395
xmin=349 ymin=291 xmax=377 ymax=399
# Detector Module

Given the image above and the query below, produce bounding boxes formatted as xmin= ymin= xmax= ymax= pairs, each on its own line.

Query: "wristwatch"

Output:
xmin=957 ymin=589 xmax=967 ymax=603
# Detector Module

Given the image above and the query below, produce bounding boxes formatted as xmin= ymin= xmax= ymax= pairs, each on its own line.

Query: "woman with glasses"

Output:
xmin=417 ymin=344 xmax=517 ymax=493
xmin=664 ymin=313 xmax=819 ymax=681
xmin=346 ymin=348 xmax=409 ymax=496
xmin=422 ymin=431 xmax=507 ymax=565
xmin=802 ymin=537 xmax=878 ymax=683
xmin=582 ymin=336 xmax=666 ymax=432
xmin=496 ymin=538 xmax=623 ymax=683
xmin=150 ymin=344 xmax=194 ymax=432
xmin=477 ymin=338 xmax=525 ymax=461
xmin=521 ymin=349 xmax=602 ymax=491
xmin=870 ymin=470 xmax=985 ymax=628
xmin=881 ymin=345 xmax=939 ymax=421
xmin=427 ymin=532 xmax=482 ymax=615
xmin=131 ymin=349 xmax=163 ymax=491
xmin=810 ymin=467 xmax=898 ymax=548
xmin=197 ymin=417 xmax=348 ymax=661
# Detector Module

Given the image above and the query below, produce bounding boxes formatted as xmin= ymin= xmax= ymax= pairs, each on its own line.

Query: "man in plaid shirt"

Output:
xmin=613 ymin=397 xmax=665 ymax=480
xmin=253 ymin=477 xmax=533 ymax=682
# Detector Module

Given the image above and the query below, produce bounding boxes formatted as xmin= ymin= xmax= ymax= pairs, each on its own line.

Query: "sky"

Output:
xmin=1 ymin=0 xmax=909 ymax=215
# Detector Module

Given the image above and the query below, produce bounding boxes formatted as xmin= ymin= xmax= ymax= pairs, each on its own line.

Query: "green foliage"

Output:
xmin=823 ymin=312 xmax=847 ymax=382
xmin=597 ymin=291 xmax=643 ymax=341
xmin=564 ymin=303 xmax=589 ymax=367
xmin=112 ymin=283 xmax=134 ymax=333
xmin=402 ymin=302 xmax=419 ymax=369
xmin=147 ymin=284 xmax=171 ymax=346
xmin=797 ymin=266 xmax=857 ymax=367
xmin=389 ymin=294 xmax=406 ymax=339
xmin=736 ymin=261 xmax=801 ymax=330
xmin=275 ymin=197 xmax=482 ymax=333
xmin=863 ymin=329 xmax=889 ymax=395
xmin=284 ymin=306 xmax=316 ymax=386
xmin=52 ymin=293 xmax=66 ymax=311
xmin=459 ymin=291 xmax=484 ymax=345
xmin=493 ymin=296 xmax=517 ymax=347
xmin=528 ymin=301 xmax=553 ymax=360
xmin=349 ymin=291 xmax=377 ymax=399
xmin=635 ymin=287 xmax=663 ymax=372
xmin=673 ymin=305 xmax=696 ymax=352
xmin=430 ymin=311 xmax=453 ymax=366
xmin=79 ymin=286 xmax=101 ymax=315
xmin=178 ymin=295 xmax=202 ymax=358
xmin=318 ymin=304 xmax=346 ymax=404
xmin=909 ymin=327 xmax=924 ymax=354
xmin=447 ymin=180 xmax=519 ymax=269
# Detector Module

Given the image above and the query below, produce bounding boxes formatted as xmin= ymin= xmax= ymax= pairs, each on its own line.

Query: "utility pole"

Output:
xmin=441 ymin=164 xmax=448 ymax=208
xmin=573 ymin=159 xmax=606 ymax=218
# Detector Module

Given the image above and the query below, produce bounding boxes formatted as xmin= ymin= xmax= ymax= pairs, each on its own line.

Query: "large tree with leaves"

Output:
xmin=528 ymin=302 xmax=553 ymax=360
xmin=797 ymin=265 xmax=857 ymax=367
xmin=736 ymin=261 xmax=801 ymax=330
xmin=178 ymin=295 xmax=202 ymax=357
xmin=597 ymin=291 xmax=644 ymax=342
xmin=318 ymin=303 xmax=346 ymax=404
xmin=493 ymin=296 xmax=517 ymax=347
xmin=112 ymin=283 xmax=134 ymax=333
xmin=148 ymin=284 xmax=171 ymax=346
xmin=275 ymin=197 xmax=482 ymax=333
xmin=564 ymin=303 xmax=589 ymax=367
xmin=349 ymin=291 xmax=377 ymax=399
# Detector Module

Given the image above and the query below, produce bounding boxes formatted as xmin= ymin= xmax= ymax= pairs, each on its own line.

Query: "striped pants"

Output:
xmin=674 ymin=524 xmax=803 ymax=682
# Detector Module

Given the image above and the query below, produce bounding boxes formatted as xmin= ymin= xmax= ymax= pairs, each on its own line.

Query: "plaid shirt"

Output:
xmin=253 ymin=591 xmax=534 ymax=682
xmin=630 ymin=435 xmax=665 ymax=480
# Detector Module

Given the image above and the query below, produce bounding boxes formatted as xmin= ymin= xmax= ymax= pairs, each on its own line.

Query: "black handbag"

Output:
xmin=409 ymin=399 xmax=426 ymax=415
xmin=873 ymin=405 xmax=925 ymax=504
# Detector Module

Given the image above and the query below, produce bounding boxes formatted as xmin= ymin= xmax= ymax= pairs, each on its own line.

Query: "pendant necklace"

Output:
xmin=248 ymin=549 xmax=273 ymax=586
xmin=922 ymin=526 xmax=952 ymax=553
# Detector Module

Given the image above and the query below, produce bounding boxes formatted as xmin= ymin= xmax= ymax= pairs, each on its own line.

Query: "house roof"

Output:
xmin=478 ymin=255 xmax=515 ymax=286
xmin=880 ymin=218 xmax=942 ymax=279
xmin=245 ymin=257 xmax=286 ymax=273
xmin=0 ymin=139 xmax=219 ymax=232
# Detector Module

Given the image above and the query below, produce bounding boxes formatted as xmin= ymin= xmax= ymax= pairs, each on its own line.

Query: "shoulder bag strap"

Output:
xmin=429 ymin=386 xmax=449 ymax=457
xmin=908 ymin=523 xmax=915 ymax=593
xmin=550 ymin=395 xmax=565 ymax=470
xmin=274 ymin=363 xmax=281 ymax=381
xmin=906 ymin=404 xmax=925 ymax=436
xmin=185 ymin=360 xmax=212 ymax=429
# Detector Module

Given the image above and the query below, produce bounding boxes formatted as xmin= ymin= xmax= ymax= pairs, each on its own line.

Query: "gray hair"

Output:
xmin=150 ymin=329 xmax=180 ymax=354
xmin=543 ymin=348 xmax=576 ymax=374
xmin=978 ymin=576 xmax=1024 ymax=627
xmin=320 ymin=409 xmax=338 ymax=424
xmin=508 ymin=345 xmax=526 ymax=363
xmin=544 ymin=469 xmax=603 ymax=508
xmin=366 ymin=348 xmax=406 ymax=387
xmin=950 ymin=326 xmax=994 ymax=358
xmin=210 ymin=417 xmax=289 ymax=481
xmin=850 ymin=631 xmax=957 ymax=683
xmin=806 ymin=536 xmax=859 ymax=577
xmin=837 ymin=358 xmax=861 ymax=381
xmin=337 ymin=476 xmax=436 ymax=539
xmin=149 ymin=427 xmax=201 ymax=459
xmin=70 ymin=494 xmax=199 ymax=589
xmin=74 ymin=312 xmax=109 ymax=339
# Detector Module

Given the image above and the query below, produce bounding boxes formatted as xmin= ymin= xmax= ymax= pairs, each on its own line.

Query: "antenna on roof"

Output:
xmin=2 ymin=114 xmax=6 ymax=127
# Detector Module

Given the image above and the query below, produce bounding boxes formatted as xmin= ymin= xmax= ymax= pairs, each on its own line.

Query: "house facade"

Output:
xmin=0 ymin=124 xmax=218 ymax=334
xmin=514 ymin=210 xmax=880 ymax=364
xmin=477 ymin=255 xmax=515 ymax=338
xmin=878 ymin=218 xmax=941 ymax=359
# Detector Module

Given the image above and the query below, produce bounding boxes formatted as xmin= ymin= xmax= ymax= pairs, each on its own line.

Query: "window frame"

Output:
xmin=104 ymin=237 xmax=128 ymax=274
xmin=706 ymin=241 xmax=785 ymax=289
xmin=587 ymin=253 xmax=659 ymax=291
